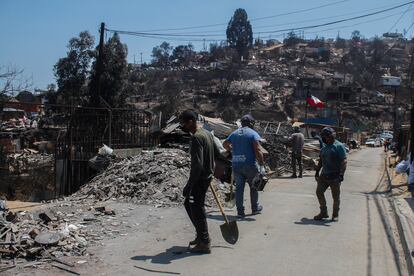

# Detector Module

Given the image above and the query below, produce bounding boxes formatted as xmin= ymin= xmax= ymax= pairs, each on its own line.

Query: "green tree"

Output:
xmin=209 ymin=43 xmax=226 ymax=61
xmin=283 ymin=31 xmax=304 ymax=47
xmin=335 ymin=34 xmax=347 ymax=49
xmin=308 ymin=36 xmax=325 ymax=48
xmin=89 ymin=33 xmax=128 ymax=107
xmin=351 ymin=30 xmax=362 ymax=43
xmin=367 ymin=36 xmax=386 ymax=88
xmin=170 ymin=44 xmax=196 ymax=66
xmin=158 ymin=78 xmax=180 ymax=118
xmin=226 ymin=8 xmax=253 ymax=60
xmin=54 ymin=31 xmax=95 ymax=105
xmin=151 ymin=42 xmax=173 ymax=68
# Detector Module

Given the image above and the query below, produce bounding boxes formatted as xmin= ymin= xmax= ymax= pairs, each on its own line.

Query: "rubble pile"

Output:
xmin=6 ymin=150 xmax=53 ymax=173
xmin=0 ymin=199 xmax=138 ymax=271
xmin=0 ymin=209 xmax=89 ymax=264
xmin=1 ymin=150 xmax=54 ymax=201
xmin=0 ymin=117 xmax=34 ymax=133
xmin=255 ymin=122 xmax=316 ymax=175
xmin=77 ymin=148 xmax=191 ymax=206
xmin=256 ymin=122 xmax=293 ymax=174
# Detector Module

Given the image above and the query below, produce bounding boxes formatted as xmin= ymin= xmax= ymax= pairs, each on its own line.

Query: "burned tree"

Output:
xmin=0 ymin=65 xmax=32 ymax=99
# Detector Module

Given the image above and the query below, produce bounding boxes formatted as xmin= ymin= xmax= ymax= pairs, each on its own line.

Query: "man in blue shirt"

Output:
xmin=223 ymin=114 xmax=265 ymax=218
xmin=314 ymin=127 xmax=347 ymax=221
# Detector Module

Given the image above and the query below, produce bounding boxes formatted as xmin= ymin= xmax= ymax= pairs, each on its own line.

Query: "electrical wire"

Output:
xmin=261 ymin=0 xmax=414 ymax=34
xmin=133 ymin=0 xmax=350 ymax=32
xmin=106 ymin=1 xmax=414 ymax=39
xmin=116 ymin=1 xmax=413 ymax=36
xmin=388 ymin=2 xmax=414 ymax=32
xmin=301 ymin=8 xmax=414 ymax=38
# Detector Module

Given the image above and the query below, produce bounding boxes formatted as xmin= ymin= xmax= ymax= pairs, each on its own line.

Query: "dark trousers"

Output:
xmin=291 ymin=152 xmax=303 ymax=176
xmin=184 ymin=179 xmax=211 ymax=244
xmin=316 ymin=176 xmax=341 ymax=211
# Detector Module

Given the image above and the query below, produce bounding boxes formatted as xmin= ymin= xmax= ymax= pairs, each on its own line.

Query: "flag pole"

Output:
xmin=305 ymin=86 xmax=310 ymax=137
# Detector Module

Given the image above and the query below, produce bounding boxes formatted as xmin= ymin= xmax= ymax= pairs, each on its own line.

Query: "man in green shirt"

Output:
xmin=314 ymin=127 xmax=347 ymax=221
xmin=180 ymin=110 xmax=220 ymax=254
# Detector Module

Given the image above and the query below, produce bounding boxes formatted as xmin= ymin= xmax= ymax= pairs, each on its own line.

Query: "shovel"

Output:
xmin=209 ymin=181 xmax=239 ymax=245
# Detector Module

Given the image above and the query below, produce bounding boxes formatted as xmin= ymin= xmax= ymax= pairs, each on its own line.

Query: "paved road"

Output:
xmin=18 ymin=148 xmax=406 ymax=276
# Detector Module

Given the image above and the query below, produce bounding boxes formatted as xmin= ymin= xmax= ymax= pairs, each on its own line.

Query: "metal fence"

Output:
xmin=55 ymin=106 xmax=160 ymax=196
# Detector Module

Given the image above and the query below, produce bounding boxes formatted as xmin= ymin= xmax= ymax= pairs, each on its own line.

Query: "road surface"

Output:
xmin=12 ymin=148 xmax=409 ymax=276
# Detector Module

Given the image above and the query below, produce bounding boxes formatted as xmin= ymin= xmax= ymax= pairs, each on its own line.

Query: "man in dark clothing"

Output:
xmin=289 ymin=126 xmax=305 ymax=178
xmin=314 ymin=127 xmax=347 ymax=222
xmin=180 ymin=110 xmax=220 ymax=254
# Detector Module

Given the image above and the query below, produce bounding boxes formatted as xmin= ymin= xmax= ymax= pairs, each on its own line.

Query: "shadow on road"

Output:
xmin=131 ymin=245 xmax=234 ymax=265
xmin=207 ymin=214 xmax=256 ymax=222
xmin=272 ymin=175 xmax=313 ymax=179
xmin=294 ymin=217 xmax=331 ymax=227
xmin=131 ymin=246 xmax=196 ymax=264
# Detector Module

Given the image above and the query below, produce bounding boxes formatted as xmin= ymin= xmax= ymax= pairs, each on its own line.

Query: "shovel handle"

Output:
xmin=230 ymin=172 xmax=234 ymax=194
xmin=209 ymin=181 xmax=230 ymax=225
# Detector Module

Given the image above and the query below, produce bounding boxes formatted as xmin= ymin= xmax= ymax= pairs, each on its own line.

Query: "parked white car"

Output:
xmin=365 ymin=138 xmax=381 ymax=147
xmin=380 ymin=132 xmax=393 ymax=140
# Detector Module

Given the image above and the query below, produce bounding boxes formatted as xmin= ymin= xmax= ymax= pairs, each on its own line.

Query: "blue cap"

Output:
xmin=241 ymin=114 xmax=255 ymax=122
xmin=320 ymin=127 xmax=335 ymax=136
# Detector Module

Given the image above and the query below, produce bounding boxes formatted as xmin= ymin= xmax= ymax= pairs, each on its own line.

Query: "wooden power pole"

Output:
xmin=93 ymin=22 xmax=105 ymax=106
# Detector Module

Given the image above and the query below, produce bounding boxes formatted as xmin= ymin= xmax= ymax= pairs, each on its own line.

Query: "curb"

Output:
xmin=384 ymin=157 xmax=414 ymax=275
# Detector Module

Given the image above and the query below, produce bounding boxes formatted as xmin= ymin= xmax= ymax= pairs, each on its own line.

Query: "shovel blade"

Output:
xmin=220 ymin=221 xmax=238 ymax=245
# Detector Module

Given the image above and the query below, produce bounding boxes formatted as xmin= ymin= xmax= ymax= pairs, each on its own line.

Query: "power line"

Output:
xmin=106 ymin=1 xmax=414 ymax=39
xmin=106 ymin=29 xmax=225 ymax=38
xmin=388 ymin=2 xmax=414 ymax=32
xmin=301 ymin=8 xmax=414 ymax=37
xmin=250 ymin=0 xmax=349 ymax=21
xmin=252 ymin=1 xmax=412 ymax=30
xmin=132 ymin=0 xmax=349 ymax=32
xmin=123 ymin=1 xmax=412 ymax=36
xmin=106 ymin=8 xmax=410 ymax=44
xmin=260 ymin=0 xmax=414 ymax=34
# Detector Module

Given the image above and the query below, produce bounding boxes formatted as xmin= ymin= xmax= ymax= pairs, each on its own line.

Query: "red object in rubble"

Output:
xmin=306 ymin=95 xmax=325 ymax=108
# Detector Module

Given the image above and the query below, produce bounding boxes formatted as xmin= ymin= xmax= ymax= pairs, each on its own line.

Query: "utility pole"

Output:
xmin=140 ymin=52 xmax=143 ymax=65
xmin=394 ymin=86 xmax=398 ymax=134
xmin=409 ymin=43 xmax=414 ymax=161
xmin=93 ymin=22 xmax=105 ymax=107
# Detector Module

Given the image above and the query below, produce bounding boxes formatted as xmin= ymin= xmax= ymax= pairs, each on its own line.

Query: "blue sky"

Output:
xmin=1 ymin=0 xmax=413 ymax=90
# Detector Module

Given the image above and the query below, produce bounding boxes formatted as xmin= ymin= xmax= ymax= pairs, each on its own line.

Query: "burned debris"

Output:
xmin=76 ymin=149 xmax=190 ymax=206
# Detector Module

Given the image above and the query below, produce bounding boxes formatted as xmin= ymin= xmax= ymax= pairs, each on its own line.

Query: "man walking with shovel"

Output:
xmin=180 ymin=110 xmax=220 ymax=254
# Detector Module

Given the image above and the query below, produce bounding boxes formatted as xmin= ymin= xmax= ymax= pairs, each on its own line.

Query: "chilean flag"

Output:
xmin=306 ymin=95 xmax=325 ymax=108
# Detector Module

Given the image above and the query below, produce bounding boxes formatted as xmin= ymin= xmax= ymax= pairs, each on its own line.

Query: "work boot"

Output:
xmin=332 ymin=208 xmax=339 ymax=222
xmin=298 ymin=174 xmax=303 ymax=178
xmin=291 ymin=174 xmax=297 ymax=178
xmin=252 ymin=205 xmax=263 ymax=215
xmin=314 ymin=207 xmax=329 ymax=220
xmin=189 ymin=242 xmax=211 ymax=254
xmin=189 ymin=236 xmax=200 ymax=246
